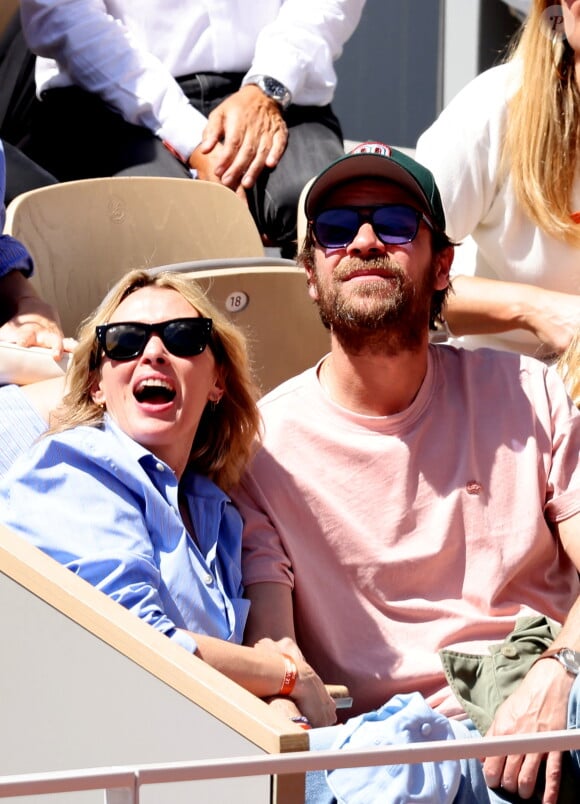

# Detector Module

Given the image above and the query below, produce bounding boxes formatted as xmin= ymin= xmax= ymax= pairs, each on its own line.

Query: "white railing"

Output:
xmin=2 ymin=729 xmax=580 ymax=802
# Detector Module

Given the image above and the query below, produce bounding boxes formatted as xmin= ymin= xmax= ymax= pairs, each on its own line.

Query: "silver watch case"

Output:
xmin=551 ymin=647 xmax=580 ymax=675
xmin=246 ymin=75 xmax=292 ymax=111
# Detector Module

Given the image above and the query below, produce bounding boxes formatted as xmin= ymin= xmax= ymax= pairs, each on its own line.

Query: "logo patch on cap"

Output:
xmin=350 ymin=142 xmax=392 ymax=157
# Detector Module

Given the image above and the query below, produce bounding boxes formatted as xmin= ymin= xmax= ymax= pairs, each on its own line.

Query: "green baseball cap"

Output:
xmin=304 ymin=141 xmax=446 ymax=232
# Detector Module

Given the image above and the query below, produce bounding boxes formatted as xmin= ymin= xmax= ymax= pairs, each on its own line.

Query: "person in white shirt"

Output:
xmin=18 ymin=0 xmax=366 ymax=254
xmin=416 ymin=0 xmax=580 ymax=359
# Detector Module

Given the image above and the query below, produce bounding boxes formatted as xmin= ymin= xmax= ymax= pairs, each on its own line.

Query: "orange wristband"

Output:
xmin=278 ymin=653 xmax=298 ymax=696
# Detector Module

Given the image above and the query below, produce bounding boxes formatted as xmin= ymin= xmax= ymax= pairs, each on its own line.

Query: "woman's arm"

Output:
xmin=445 ymin=275 xmax=580 ymax=355
xmin=20 ymin=0 xmax=206 ymax=160
xmin=193 ymin=631 xmax=336 ymax=727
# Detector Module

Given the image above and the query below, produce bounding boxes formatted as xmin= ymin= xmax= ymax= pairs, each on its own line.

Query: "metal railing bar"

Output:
xmin=0 ymin=769 xmax=136 ymax=798
xmin=2 ymin=729 xmax=580 ymax=798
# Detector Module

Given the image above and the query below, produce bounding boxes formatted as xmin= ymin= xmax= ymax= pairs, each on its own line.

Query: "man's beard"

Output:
xmin=311 ymin=256 xmax=436 ymax=355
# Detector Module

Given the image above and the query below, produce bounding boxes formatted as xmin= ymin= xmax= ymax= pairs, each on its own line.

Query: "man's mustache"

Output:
xmin=332 ymin=256 xmax=405 ymax=281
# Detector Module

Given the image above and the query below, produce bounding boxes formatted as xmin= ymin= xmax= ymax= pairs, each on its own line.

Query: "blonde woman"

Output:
xmin=0 ymin=268 xmax=336 ymax=727
xmin=416 ymin=0 xmax=580 ymax=359
xmin=558 ymin=328 xmax=580 ymax=408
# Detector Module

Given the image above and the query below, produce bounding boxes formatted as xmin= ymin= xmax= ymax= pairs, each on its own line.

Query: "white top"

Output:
xmin=22 ymin=0 xmax=365 ymax=160
xmin=416 ymin=62 xmax=580 ymax=357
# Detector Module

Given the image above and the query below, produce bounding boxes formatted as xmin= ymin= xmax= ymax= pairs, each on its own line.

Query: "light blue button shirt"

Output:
xmin=0 ymin=416 xmax=249 ymax=652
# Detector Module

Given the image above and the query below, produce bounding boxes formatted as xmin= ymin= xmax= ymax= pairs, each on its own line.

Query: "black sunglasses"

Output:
xmin=311 ymin=204 xmax=434 ymax=249
xmin=95 ymin=317 xmax=213 ymax=361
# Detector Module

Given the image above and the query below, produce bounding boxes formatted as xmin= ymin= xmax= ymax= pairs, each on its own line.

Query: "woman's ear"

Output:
xmin=90 ymin=378 xmax=105 ymax=406
xmin=208 ymin=373 xmax=225 ymax=403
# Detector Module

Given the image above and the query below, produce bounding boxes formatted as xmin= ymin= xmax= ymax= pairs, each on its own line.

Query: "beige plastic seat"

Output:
xmin=3 ymin=177 xmax=329 ymax=393
xmin=153 ymin=260 xmax=330 ymax=395
xmin=4 ymin=175 xmax=265 ymax=337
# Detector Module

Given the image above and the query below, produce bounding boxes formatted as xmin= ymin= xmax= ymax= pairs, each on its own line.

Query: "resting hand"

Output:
xmin=483 ymin=659 xmax=572 ymax=803
xmin=520 ymin=287 xmax=580 ymax=355
xmin=254 ymin=635 xmax=305 ymax=663
xmin=0 ymin=295 xmax=71 ymax=360
xmin=189 ymin=143 xmax=248 ymax=203
xmin=190 ymin=85 xmax=288 ymax=192
xmin=255 ymin=636 xmax=336 ymax=727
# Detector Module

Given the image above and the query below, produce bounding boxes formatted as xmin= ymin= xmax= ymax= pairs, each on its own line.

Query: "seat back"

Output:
xmin=5 ymin=176 xmax=264 ymax=337
xmin=156 ymin=261 xmax=330 ymax=394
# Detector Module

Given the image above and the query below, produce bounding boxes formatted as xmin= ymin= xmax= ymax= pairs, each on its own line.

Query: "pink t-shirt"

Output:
xmin=236 ymin=345 xmax=580 ymax=718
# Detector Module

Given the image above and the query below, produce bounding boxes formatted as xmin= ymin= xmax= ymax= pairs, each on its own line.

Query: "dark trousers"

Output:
xmin=0 ymin=12 xmax=58 ymax=202
xmin=24 ymin=73 xmax=345 ymax=250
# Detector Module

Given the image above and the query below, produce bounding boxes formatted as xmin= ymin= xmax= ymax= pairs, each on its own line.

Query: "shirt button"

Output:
xmin=204 ymin=574 xmax=213 ymax=586
xmin=420 ymin=722 xmax=432 ymax=737
xmin=501 ymin=645 xmax=519 ymax=659
xmin=155 ymin=462 xmax=164 ymax=472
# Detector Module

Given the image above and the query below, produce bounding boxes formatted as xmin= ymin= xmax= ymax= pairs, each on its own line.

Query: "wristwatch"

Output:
xmin=244 ymin=75 xmax=292 ymax=111
xmin=537 ymin=647 xmax=580 ymax=675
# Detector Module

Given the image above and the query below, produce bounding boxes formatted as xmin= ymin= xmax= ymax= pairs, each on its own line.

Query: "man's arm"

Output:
xmin=484 ymin=513 xmax=580 ymax=804
xmin=243 ymin=581 xmax=314 ymax=722
xmin=244 ymin=581 xmax=298 ymax=646
xmin=20 ymin=0 xmax=205 ymax=161
xmin=192 ymin=0 xmax=366 ymax=191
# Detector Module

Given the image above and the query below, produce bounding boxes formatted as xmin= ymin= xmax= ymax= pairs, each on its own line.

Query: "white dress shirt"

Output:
xmin=22 ymin=0 xmax=365 ymax=160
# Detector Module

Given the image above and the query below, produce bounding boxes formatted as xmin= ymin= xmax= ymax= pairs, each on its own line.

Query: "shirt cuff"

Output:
xmin=168 ymin=628 xmax=198 ymax=654
xmin=0 ymin=235 xmax=34 ymax=278
xmin=156 ymin=102 xmax=207 ymax=164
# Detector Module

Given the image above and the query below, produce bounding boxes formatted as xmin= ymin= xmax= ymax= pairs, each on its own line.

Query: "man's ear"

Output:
xmin=305 ymin=266 xmax=319 ymax=302
xmin=433 ymin=245 xmax=453 ymax=291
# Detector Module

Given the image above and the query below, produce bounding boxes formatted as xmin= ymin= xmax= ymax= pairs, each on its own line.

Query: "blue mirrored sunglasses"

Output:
xmin=311 ymin=204 xmax=434 ymax=249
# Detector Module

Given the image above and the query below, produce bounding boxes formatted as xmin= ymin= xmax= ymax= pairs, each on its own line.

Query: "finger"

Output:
xmin=33 ymin=329 xmax=65 ymax=359
xmin=514 ymin=752 xmax=544 ymax=800
xmin=11 ymin=328 xmax=37 ymax=348
xmin=263 ymin=127 xmax=289 ymax=170
xmin=220 ymin=136 xmax=259 ymax=188
xmin=499 ymin=753 xmax=525 ymax=795
xmin=240 ymin=144 xmax=271 ymax=189
xmin=239 ymin=123 xmax=287 ymax=187
xmin=542 ymin=751 xmax=562 ymax=804
xmin=199 ymin=112 xmax=226 ymax=154
xmin=482 ymin=754 xmax=508 ymax=790
xmin=210 ymin=123 xmax=245 ymax=179
xmin=234 ymin=184 xmax=249 ymax=205
xmin=63 ymin=337 xmax=78 ymax=353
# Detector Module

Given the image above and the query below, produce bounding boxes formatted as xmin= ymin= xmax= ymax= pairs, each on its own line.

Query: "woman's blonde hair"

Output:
xmin=503 ymin=0 xmax=580 ymax=245
xmin=50 ymin=269 xmax=261 ymax=491
xmin=557 ymin=330 xmax=580 ymax=409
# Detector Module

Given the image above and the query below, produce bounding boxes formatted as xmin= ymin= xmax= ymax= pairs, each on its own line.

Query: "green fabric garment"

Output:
xmin=439 ymin=615 xmax=561 ymax=736
xmin=439 ymin=616 xmax=580 ymax=804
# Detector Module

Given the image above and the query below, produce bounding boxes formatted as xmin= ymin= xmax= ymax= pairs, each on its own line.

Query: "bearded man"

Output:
xmin=233 ymin=143 xmax=580 ymax=803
